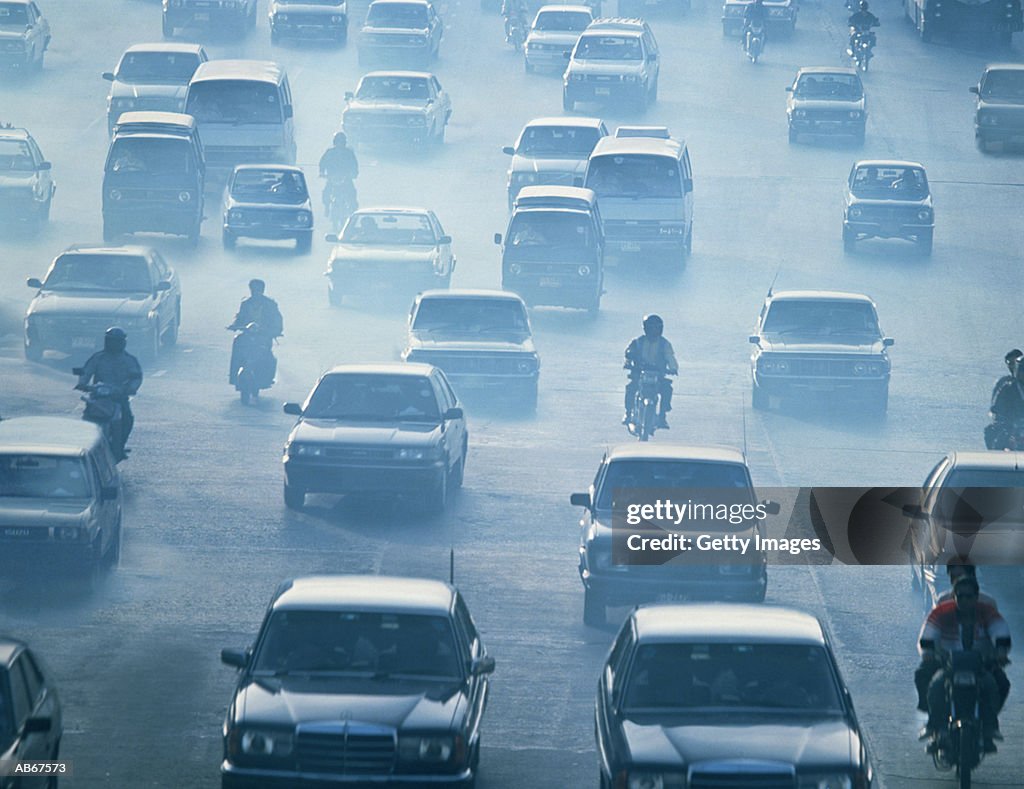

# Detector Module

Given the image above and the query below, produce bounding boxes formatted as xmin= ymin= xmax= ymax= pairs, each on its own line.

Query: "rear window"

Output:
xmin=574 ymin=34 xmax=641 ymax=60
xmin=0 ymin=455 xmax=92 ymax=499
xmin=0 ymin=4 xmax=29 ymax=25
xmin=366 ymin=3 xmax=429 ymax=28
xmin=186 ymin=80 xmax=283 ymax=125
xmin=596 ymin=460 xmax=753 ymax=511
xmin=586 ymin=154 xmax=681 ymax=199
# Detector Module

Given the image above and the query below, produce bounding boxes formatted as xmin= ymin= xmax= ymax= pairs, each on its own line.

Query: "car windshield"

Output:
xmin=0 ymin=455 xmax=91 ymax=499
xmin=116 ymin=52 xmax=201 ymax=83
xmin=850 ymin=165 xmax=928 ymax=199
xmin=933 ymin=474 xmax=1024 ymax=529
xmin=231 ymin=169 xmax=308 ymax=204
xmin=0 ymin=3 xmax=28 ymax=25
xmin=596 ymin=460 xmax=753 ymax=511
xmin=366 ymin=3 xmax=428 ymax=28
xmin=623 ymin=643 xmax=843 ymax=712
xmin=42 ymin=254 xmax=153 ymax=293
xmin=574 ymin=35 xmax=641 ymax=60
xmin=304 ymin=374 xmax=440 ymax=421
xmin=413 ymin=298 xmax=530 ymax=337
xmin=340 ymin=212 xmax=436 ymax=244
xmin=508 ymin=212 xmax=594 ymax=248
xmin=981 ymin=70 xmax=1024 ymax=100
xmin=279 ymin=0 xmax=344 ymax=4
xmin=252 ymin=610 xmax=461 ymax=679
xmin=794 ymin=73 xmax=862 ymax=99
xmin=185 ymin=81 xmax=283 ymax=124
xmin=762 ymin=301 xmax=880 ymax=337
xmin=106 ymin=138 xmax=193 ymax=176
xmin=586 ymin=154 xmax=682 ymax=199
xmin=518 ymin=125 xmax=601 ymax=156
xmin=534 ymin=10 xmax=591 ymax=30
xmin=0 ymin=139 xmax=35 ymax=172
xmin=357 ymin=76 xmax=431 ymax=100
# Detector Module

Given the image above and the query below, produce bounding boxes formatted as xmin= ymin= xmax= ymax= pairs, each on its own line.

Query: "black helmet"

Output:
xmin=1005 ymin=348 xmax=1023 ymax=376
xmin=859 ymin=0 xmax=869 ymax=9
xmin=333 ymin=131 xmax=347 ymax=147
xmin=642 ymin=314 xmax=664 ymax=338
xmin=248 ymin=278 xmax=266 ymax=296
xmin=104 ymin=326 xmax=127 ymax=353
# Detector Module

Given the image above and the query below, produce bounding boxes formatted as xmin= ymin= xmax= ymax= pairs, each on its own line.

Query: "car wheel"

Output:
xmin=752 ymin=382 xmax=769 ymax=411
xmin=583 ymin=587 xmax=605 ymax=627
xmin=106 ymin=515 xmax=122 ymax=566
xmin=434 ymin=121 xmax=446 ymax=146
xmin=162 ymin=311 xmax=180 ymax=348
xmin=916 ymin=228 xmax=933 ymax=256
xmin=271 ymin=27 xmax=281 ymax=44
xmin=102 ymin=220 xmax=119 ymax=243
xmin=451 ymin=454 xmax=465 ymax=489
xmin=295 ymin=231 xmax=313 ymax=255
xmin=648 ymin=77 xmax=658 ymax=104
xmin=976 ymin=135 xmax=990 ymax=153
xmin=788 ymin=126 xmax=798 ymax=144
xmin=186 ymin=220 xmax=201 ymax=248
xmin=39 ymin=193 xmax=53 ymax=223
xmin=145 ymin=326 xmax=161 ymax=362
xmin=162 ymin=14 xmax=174 ymax=38
xmin=284 ymin=481 xmax=306 ymax=510
xmin=327 ymin=283 xmax=343 ymax=307
xmin=683 ymin=224 xmax=693 ymax=257
xmin=222 ymin=228 xmax=237 ymax=250
xmin=24 ymin=338 xmax=43 ymax=362
xmin=426 ymin=467 xmax=449 ymax=513
xmin=562 ymin=92 xmax=575 ymax=112
xmin=842 ymin=225 xmax=856 ymax=253
xmin=32 ymin=46 xmax=44 ymax=72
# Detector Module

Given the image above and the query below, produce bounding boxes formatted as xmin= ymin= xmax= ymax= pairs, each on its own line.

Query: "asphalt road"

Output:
xmin=1 ymin=0 xmax=1023 ymax=786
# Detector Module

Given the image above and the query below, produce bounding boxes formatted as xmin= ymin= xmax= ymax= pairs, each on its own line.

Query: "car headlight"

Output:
xmin=981 ymin=114 xmax=998 ymax=126
xmin=223 ymin=0 xmax=238 ymax=8
xmin=577 ymin=265 xmax=590 ymax=276
xmin=849 ymin=206 xmax=862 ymax=218
xmin=396 ymin=447 xmax=443 ymax=461
xmin=621 ymin=74 xmax=638 ymax=82
xmin=408 ymin=35 xmax=424 ymax=44
xmin=513 ymin=172 xmax=537 ymax=185
xmin=398 ymin=734 xmax=459 ymax=763
xmin=178 ymin=191 xmax=192 ymax=203
xmin=849 ymin=110 xmax=862 ymax=119
xmin=759 ymin=357 xmax=788 ymax=374
xmin=799 ymin=775 xmax=852 ymax=789
xmin=108 ymin=189 xmax=122 ymax=201
xmin=277 ymin=12 xmax=289 ymax=21
xmin=571 ymin=72 xmax=585 ymax=81
xmin=508 ymin=262 xmax=522 ymax=275
xmin=229 ymin=210 xmax=243 ymax=221
xmin=794 ymin=109 xmax=807 ymax=118
xmin=853 ymin=361 xmax=868 ymax=376
xmin=331 ymin=14 xmax=344 ymax=22
xmin=296 ymin=212 xmax=311 ymax=224
xmin=288 ymin=443 xmax=325 ymax=457
xmin=775 ymin=359 xmax=790 ymax=373
xmin=917 ymin=208 xmax=932 ymax=221
xmin=113 ymin=98 xmax=136 ymax=110
xmin=55 ymin=526 xmax=81 ymax=542
xmin=228 ymin=727 xmax=294 ymax=760
xmin=517 ymin=356 xmax=539 ymax=373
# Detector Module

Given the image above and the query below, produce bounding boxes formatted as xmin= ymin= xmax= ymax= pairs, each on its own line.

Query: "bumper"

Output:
xmin=753 ymin=374 xmax=888 ymax=396
xmin=104 ymin=206 xmax=199 ymax=235
xmin=283 ymin=458 xmax=446 ymax=495
xmin=582 ymin=566 xmax=767 ymax=604
xmin=525 ymin=48 xmax=570 ymax=68
xmin=502 ymin=273 xmax=600 ymax=308
xmin=225 ymin=221 xmax=311 ymax=240
xmin=271 ymin=17 xmax=347 ymax=38
xmin=844 ymin=219 xmax=932 ymax=240
xmin=976 ymin=125 xmax=1024 ymax=144
xmin=564 ymin=82 xmax=645 ymax=104
xmin=0 ymin=539 xmax=97 ymax=567
xmin=165 ymin=8 xmax=246 ymax=27
xmin=790 ymin=117 xmax=864 ymax=136
xmin=222 ymin=764 xmax=474 ymax=788
xmin=344 ymin=123 xmax=431 ymax=146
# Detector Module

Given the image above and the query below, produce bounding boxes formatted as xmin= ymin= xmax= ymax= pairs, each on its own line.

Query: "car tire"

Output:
xmin=788 ymin=126 xmax=798 ymax=144
xmin=435 ymin=121 xmax=446 ymax=146
xmin=24 ymin=338 xmax=43 ymax=362
xmin=867 ymin=387 xmax=888 ymax=417
xmin=752 ymin=382 xmax=769 ymax=411
xmin=145 ymin=326 xmax=161 ymax=362
xmin=683 ymin=224 xmax=692 ymax=257
xmin=842 ymin=225 xmax=856 ymax=253
xmin=102 ymin=221 xmax=119 ymax=243
xmin=39 ymin=192 xmax=53 ymax=223
xmin=976 ymin=135 xmax=990 ymax=153
xmin=451 ymin=454 xmax=465 ymax=489
xmin=186 ymin=220 xmax=201 ymax=248
xmin=327 ymin=283 xmax=343 ymax=307
xmin=271 ymin=27 xmax=281 ymax=44
xmin=284 ymin=482 xmax=306 ymax=510
xmin=562 ymin=92 xmax=575 ymax=112
xmin=162 ymin=14 xmax=174 ymax=39
xmin=295 ymin=231 xmax=313 ymax=255
xmin=222 ymin=229 xmax=237 ymax=250
xmin=524 ymin=59 xmax=533 ymax=73
xmin=426 ymin=468 xmax=448 ymax=513
xmin=163 ymin=308 xmax=180 ymax=348
xmin=649 ymin=77 xmax=658 ymax=105
xmin=916 ymin=228 xmax=933 ymax=256
xmin=106 ymin=516 xmax=122 ymax=566
xmin=583 ymin=587 xmax=605 ymax=627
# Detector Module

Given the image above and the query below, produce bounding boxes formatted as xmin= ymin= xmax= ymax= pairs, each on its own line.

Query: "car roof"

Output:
xmin=0 ymin=417 xmax=105 ymax=456
xmin=591 ymin=135 xmax=684 ymax=158
xmin=191 ymin=60 xmax=284 ymax=84
xmin=369 ymin=0 xmax=432 ymax=5
xmin=606 ymin=443 xmax=747 ymax=464
xmin=1 ymin=0 xmax=30 ymax=5
xmin=853 ymin=159 xmax=927 ymax=170
xmin=59 ymin=244 xmax=155 ymax=258
xmin=537 ymin=3 xmax=593 ymax=11
xmin=0 ymin=636 xmax=26 ymax=667
xmin=272 ymin=575 xmax=455 ymax=614
xmin=361 ymin=70 xmax=434 ymax=79
xmin=632 ymin=604 xmax=827 ymax=645
xmin=947 ymin=451 xmax=1023 ymax=471
xmin=418 ymin=288 xmax=525 ymax=302
xmin=524 ymin=116 xmax=605 ymax=129
xmin=514 ymin=185 xmax=597 ymax=209
xmin=579 ymin=26 xmax=643 ymax=39
xmin=352 ymin=206 xmax=433 ymax=216
xmin=0 ymin=126 xmax=32 ymax=141
xmin=123 ymin=43 xmax=205 ymax=55
xmin=324 ymin=362 xmax=436 ymax=376
xmin=587 ymin=17 xmax=649 ymax=31
xmin=232 ymin=164 xmax=305 ymax=175
xmin=767 ymin=289 xmax=874 ymax=304
xmin=795 ymin=66 xmax=859 ymax=76
xmin=113 ymin=111 xmax=197 ymax=132
xmin=983 ymin=63 xmax=1024 ymax=72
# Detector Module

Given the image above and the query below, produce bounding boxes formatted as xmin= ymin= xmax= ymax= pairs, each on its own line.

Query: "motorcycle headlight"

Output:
xmin=397 ymin=735 xmax=459 ymax=763
xmin=108 ymin=189 xmax=122 ymax=201
xmin=798 ymin=775 xmax=852 ymax=789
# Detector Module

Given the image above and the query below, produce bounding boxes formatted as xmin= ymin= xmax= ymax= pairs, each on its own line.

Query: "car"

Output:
xmin=102 ymin=43 xmax=208 ymax=133
xmin=270 ymin=0 xmax=349 ymax=45
xmin=219 ymin=575 xmax=494 ymax=789
xmin=971 ymin=63 xmax=1024 ymax=152
xmin=222 ymin=165 xmax=314 ymax=253
xmin=0 ymin=0 xmax=49 ymax=72
xmin=324 ymin=207 xmax=455 ymax=306
xmin=571 ymin=444 xmax=774 ymax=627
xmin=402 ymin=290 xmax=541 ymax=410
xmin=786 ymin=66 xmax=866 ymax=145
xmin=342 ymin=71 xmax=451 ymax=148
xmin=0 ymin=417 xmax=123 ymax=573
xmin=162 ymin=0 xmax=257 ymax=38
xmin=358 ymin=0 xmax=443 ymax=69
xmin=748 ymin=289 xmax=894 ymax=415
xmin=596 ymin=604 xmax=874 ymax=788
xmin=524 ymin=5 xmax=593 ymax=73
xmin=906 ymin=451 xmax=1024 ymax=605
xmin=281 ymin=363 xmax=468 ymax=511
xmin=24 ymin=244 xmax=182 ymax=362
xmin=0 ymin=124 xmax=54 ymax=231
xmin=0 ymin=636 xmax=63 ymax=781
xmin=502 ymin=116 xmax=608 ymax=209
xmin=843 ymin=159 xmax=934 ymax=255
xmin=563 ymin=19 xmax=659 ymax=112
xmin=722 ymin=0 xmax=796 ymax=36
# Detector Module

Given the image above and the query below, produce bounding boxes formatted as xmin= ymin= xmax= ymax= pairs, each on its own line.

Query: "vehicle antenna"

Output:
xmin=449 ymin=546 xmax=455 ymax=586
xmin=766 ymin=267 xmax=780 ymax=298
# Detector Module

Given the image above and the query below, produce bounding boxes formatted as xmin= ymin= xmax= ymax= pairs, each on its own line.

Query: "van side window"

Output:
xmin=93 ymin=446 xmax=116 ymax=485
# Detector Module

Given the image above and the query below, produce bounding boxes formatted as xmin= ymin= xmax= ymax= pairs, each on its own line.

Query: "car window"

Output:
xmin=534 ymin=10 xmax=591 ymax=30
xmin=411 ymin=298 xmax=530 ymax=338
xmin=605 ymin=622 xmax=634 ymax=697
xmin=152 ymin=253 xmax=170 ymax=281
xmin=595 ymin=460 xmax=754 ymax=511
xmin=43 ymin=253 xmax=154 ymax=293
xmin=623 ymin=643 xmax=843 ymax=712
xmin=0 ymin=455 xmax=92 ymax=499
xmin=761 ymin=300 xmax=880 ymax=338
xmin=932 ymin=469 xmax=1024 ymax=529
xmin=252 ymin=610 xmax=462 ymax=679
xmin=0 ymin=4 xmax=30 ymax=25
xmin=14 ymin=655 xmax=42 ymax=709
xmin=431 ymin=76 xmax=442 ymax=94
xmin=107 ymin=138 xmax=194 ymax=176
xmin=850 ymin=166 xmax=928 ymax=199
xmin=367 ymin=2 xmax=429 ymax=28
xmin=981 ymin=69 xmax=1024 ymax=100
xmin=508 ymin=212 xmax=594 ymax=248
xmin=8 ymin=661 xmax=32 ymax=730
xmin=357 ymin=76 xmax=431 ymax=101
xmin=341 ymin=212 xmax=436 ymax=244
xmin=438 ymin=374 xmax=459 ymax=408
xmin=186 ymin=81 xmax=284 ymax=125
xmin=304 ymin=374 xmax=441 ymax=422
xmin=518 ymin=126 xmax=601 ymax=157
xmin=117 ymin=51 xmax=201 ymax=83
xmin=92 ymin=445 xmax=117 ymax=485
xmin=0 ymin=140 xmax=37 ymax=172
xmin=575 ymin=35 xmax=642 ymax=60
xmin=0 ymin=670 xmax=12 ymax=744
xmin=230 ymin=169 xmax=308 ymax=204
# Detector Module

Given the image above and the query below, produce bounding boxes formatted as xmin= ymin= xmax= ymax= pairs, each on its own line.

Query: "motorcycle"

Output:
xmin=984 ymin=417 xmax=1024 ymax=450
xmin=744 ymin=23 xmax=765 ymax=63
xmin=504 ymin=14 xmax=527 ymax=51
xmin=323 ymin=178 xmax=357 ymax=234
xmin=71 ymin=370 xmax=128 ymax=461
xmin=626 ymin=369 xmax=668 ymax=442
xmin=229 ymin=324 xmax=278 ymax=405
xmin=848 ymin=27 xmax=874 ymax=72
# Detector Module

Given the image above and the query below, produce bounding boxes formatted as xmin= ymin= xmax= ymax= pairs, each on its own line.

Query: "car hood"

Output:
xmin=407 ymin=336 xmax=536 ymax=354
xmin=346 ymin=98 xmax=430 ymax=113
xmin=362 ymin=24 xmax=429 ymax=35
xmin=757 ymin=337 xmax=886 ymax=354
xmin=225 ymin=195 xmax=311 ymax=211
xmin=195 ymin=125 xmax=284 ymax=148
xmin=0 ymin=27 xmax=30 ymax=39
xmin=847 ymin=194 xmax=933 ymax=208
xmin=273 ymin=2 xmax=347 ymax=12
xmin=978 ymin=97 xmax=1024 ymax=109
xmin=236 ymin=675 xmax=464 ymax=730
xmin=0 ymin=172 xmax=38 ymax=188
xmin=789 ymin=97 xmax=864 ymax=111
xmin=570 ymin=59 xmax=644 ymax=76
xmin=109 ymin=82 xmax=188 ymax=101
xmin=329 ymin=244 xmax=436 ymax=263
xmin=290 ymin=419 xmax=441 ymax=446
xmin=528 ymin=30 xmax=581 ymax=45
xmin=621 ymin=715 xmax=854 ymax=767
xmin=27 ymin=291 xmax=155 ymax=318
xmin=0 ymin=498 xmax=91 ymax=527
xmin=510 ymin=154 xmax=587 ymax=176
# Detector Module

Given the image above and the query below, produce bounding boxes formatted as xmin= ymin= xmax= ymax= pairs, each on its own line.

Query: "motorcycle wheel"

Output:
xmin=640 ymin=400 xmax=656 ymax=442
xmin=957 ymin=733 xmax=972 ymax=789
xmin=238 ymin=369 xmax=257 ymax=406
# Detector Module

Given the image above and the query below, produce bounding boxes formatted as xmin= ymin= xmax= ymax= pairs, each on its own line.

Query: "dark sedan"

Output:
xmin=1 ymin=636 xmax=63 ymax=788
xmin=220 ymin=575 xmax=494 ymax=789
xmin=596 ymin=604 xmax=873 ymax=789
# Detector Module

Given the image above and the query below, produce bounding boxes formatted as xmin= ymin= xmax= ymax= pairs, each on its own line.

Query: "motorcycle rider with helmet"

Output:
xmin=847 ymin=0 xmax=879 ymax=55
xmin=75 ymin=327 xmax=143 ymax=461
xmin=623 ymin=314 xmax=679 ymax=429
xmin=227 ymin=279 xmax=284 ymax=388
xmin=318 ymin=132 xmax=359 ymax=220
xmin=501 ymin=0 xmax=529 ymax=46
xmin=743 ymin=0 xmax=769 ymax=53
xmin=985 ymin=348 xmax=1024 ymax=449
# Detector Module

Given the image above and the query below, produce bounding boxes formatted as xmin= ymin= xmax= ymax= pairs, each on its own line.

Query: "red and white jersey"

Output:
xmin=918 ymin=599 xmax=1012 ymax=655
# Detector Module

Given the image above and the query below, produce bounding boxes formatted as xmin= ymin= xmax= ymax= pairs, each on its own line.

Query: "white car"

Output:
xmin=524 ymin=5 xmax=593 ymax=73
xmin=342 ymin=70 xmax=452 ymax=148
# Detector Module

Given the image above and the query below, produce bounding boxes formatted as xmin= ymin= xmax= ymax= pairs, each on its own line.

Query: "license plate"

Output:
xmin=594 ymin=87 xmax=610 ymax=96
xmin=72 ymin=337 xmax=94 ymax=349
xmin=194 ymin=12 xmax=210 ymax=20
xmin=539 ymin=276 xmax=561 ymax=287
xmin=620 ymin=241 xmax=641 ymax=252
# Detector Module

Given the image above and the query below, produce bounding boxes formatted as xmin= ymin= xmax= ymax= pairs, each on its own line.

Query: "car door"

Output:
xmin=433 ymin=371 xmax=465 ymax=471
xmin=429 ymin=212 xmax=453 ymax=276
xmin=26 ymin=135 xmax=53 ymax=202
xmin=153 ymin=252 xmax=179 ymax=330
xmin=90 ymin=447 xmax=120 ymax=556
xmin=597 ymin=622 xmax=635 ymax=775
xmin=428 ymin=5 xmax=441 ymax=47
xmin=452 ymin=595 xmax=489 ymax=743
xmin=147 ymin=254 xmax=172 ymax=334
xmin=6 ymin=654 xmax=48 ymax=786
xmin=430 ymin=76 xmax=450 ymax=126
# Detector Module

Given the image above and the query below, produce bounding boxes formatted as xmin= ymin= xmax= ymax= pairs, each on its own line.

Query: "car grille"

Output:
xmin=413 ymin=352 xmax=531 ymax=375
xmin=347 ymin=113 xmax=422 ymax=128
xmin=231 ymin=208 xmax=292 ymax=223
xmin=321 ymin=446 xmax=396 ymax=462
xmin=604 ymin=220 xmax=664 ymax=239
xmin=690 ymin=773 xmax=795 ymax=789
xmin=47 ymin=316 xmax=121 ymax=332
xmin=296 ymin=726 xmax=396 ymax=774
xmin=805 ymin=109 xmax=857 ymax=121
xmin=785 ymin=357 xmax=859 ymax=376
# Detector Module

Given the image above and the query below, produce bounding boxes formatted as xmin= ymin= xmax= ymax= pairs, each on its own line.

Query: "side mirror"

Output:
xmin=646 ymin=53 xmax=656 ymax=63
xmin=470 ymin=655 xmax=496 ymax=676
xmin=344 ymin=91 xmax=354 ymax=100
xmin=564 ymin=51 xmax=571 ymax=60
xmin=902 ymin=504 xmax=924 ymax=519
xmin=748 ymin=335 xmax=760 ymax=344
xmin=682 ymin=178 xmax=693 ymax=192
xmin=27 ymin=277 xmax=42 ymax=289
xmin=493 ymin=233 xmax=502 ymax=245
xmin=570 ymin=492 xmax=591 ymax=508
xmin=283 ymin=402 xmax=303 ymax=416
xmin=155 ymin=280 xmax=172 ymax=291
xmin=444 ymin=406 xmax=464 ymax=421
xmin=785 ymin=86 xmax=793 ymax=92
xmin=24 ymin=717 xmax=51 ymax=734
xmin=438 ymin=235 xmax=452 ymax=244
xmin=220 ymin=647 xmax=249 ymax=669
xmin=502 ymin=145 xmax=515 ymax=156
xmin=283 ymin=105 xmax=294 ymax=119
xmin=761 ymin=499 xmax=781 ymax=516
xmin=71 ymin=367 xmax=84 ymax=376
xmin=969 ymin=86 xmax=979 ymax=95
xmin=39 ymin=161 xmax=52 ymax=171
xmin=102 ymin=71 xmax=115 ymax=81
xmin=324 ymin=233 xmax=340 ymax=243
xmin=882 ymin=337 xmax=894 ymax=348
xmin=100 ymin=485 xmax=119 ymax=501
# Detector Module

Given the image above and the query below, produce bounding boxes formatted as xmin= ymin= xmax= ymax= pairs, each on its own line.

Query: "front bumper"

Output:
xmin=844 ymin=218 xmax=932 ymax=240
xmin=283 ymin=458 xmax=446 ymax=495
xmin=104 ymin=204 xmax=199 ymax=235
xmin=502 ymin=270 xmax=600 ymax=308
xmin=26 ymin=320 xmax=153 ymax=355
xmin=789 ymin=115 xmax=865 ymax=136
xmin=581 ymin=564 xmax=767 ymax=604
xmin=165 ymin=7 xmax=247 ymax=27
xmin=753 ymin=373 xmax=888 ymax=396
xmin=0 ymin=49 xmax=31 ymax=68
xmin=564 ymin=80 xmax=645 ymax=105
xmin=222 ymin=763 xmax=474 ymax=788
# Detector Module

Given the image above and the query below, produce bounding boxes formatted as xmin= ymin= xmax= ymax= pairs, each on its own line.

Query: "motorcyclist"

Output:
xmin=76 ymin=327 xmax=143 ymax=461
xmin=743 ymin=0 xmax=768 ymax=49
xmin=985 ymin=348 xmax=1024 ymax=449
xmin=917 ymin=576 xmax=1011 ymax=753
xmin=847 ymin=0 xmax=879 ymax=53
xmin=623 ymin=314 xmax=679 ymax=429
xmin=227 ymin=279 xmax=284 ymax=387
xmin=318 ymin=132 xmax=359 ymax=216
xmin=501 ymin=0 xmax=529 ymax=43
